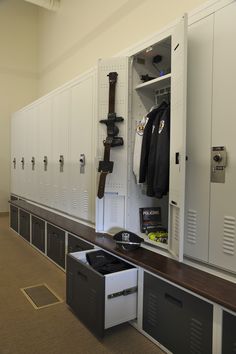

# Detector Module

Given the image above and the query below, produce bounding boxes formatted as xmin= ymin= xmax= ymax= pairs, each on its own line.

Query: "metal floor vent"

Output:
xmin=21 ymin=283 xmax=63 ymax=309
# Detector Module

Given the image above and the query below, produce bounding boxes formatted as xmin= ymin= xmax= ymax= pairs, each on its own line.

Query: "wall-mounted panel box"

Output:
xmin=66 ymin=249 xmax=138 ymax=337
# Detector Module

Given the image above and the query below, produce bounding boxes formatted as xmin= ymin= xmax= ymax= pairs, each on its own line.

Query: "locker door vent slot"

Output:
xmin=174 ymin=208 xmax=180 ymax=241
xmin=146 ymin=292 xmax=159 ymax=327
xmin=223 ymin=216 xmax=235 ymax=255
xmin=189 ymin=318 xmax=203 ymax=354
xmin=81 ymin=191 xmax=89 ymax=218
xmin=187 ymin=209 xmax=197 ymax=244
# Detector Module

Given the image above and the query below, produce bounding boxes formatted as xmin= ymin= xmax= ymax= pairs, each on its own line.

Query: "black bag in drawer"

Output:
xmin=86 ymin=250 xmax=132 ymax=275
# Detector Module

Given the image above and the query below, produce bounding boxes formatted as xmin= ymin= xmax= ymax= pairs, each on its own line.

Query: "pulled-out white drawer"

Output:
xmin=66 ymin=249 xmax=138 ymax=337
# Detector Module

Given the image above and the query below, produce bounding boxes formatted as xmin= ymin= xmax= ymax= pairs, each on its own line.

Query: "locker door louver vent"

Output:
xmin=223 ymin=216 xmax=235 ymax=255
xmin=189 ymin=318 xmax=203 ymax=354
xmin=80 ymin=191 xmax=89 ymax=218
xmin=72 ymin=188 xmax=78 ymax=210
xmin=187 ymin=209 xmax=197 ymax=244
xmin=174 ymin=208 xmax=180 ymax=241
xmin=146 ymin=292 xmax=159 ymax=327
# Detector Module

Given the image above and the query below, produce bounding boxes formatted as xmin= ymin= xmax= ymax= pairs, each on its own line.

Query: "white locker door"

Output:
xmin=10 ymin=114 xmax=18 ymax=195
xmin=25 ymin=107 xmax=38 ymax=201
xmin=69 ymin=73 xmax=95 ymax=222
xmin=169 ymin=15 xmax=187 ymax=261
xmin=51 ymin=89 xmax=70 ymax=213
xmin=96 ymin=57 xmax=130 ymax=233
xmin=184 ymin=15 xmax=214 ymax=261
xmin=209 ymin=2 xmax=236 ymax=273
xmin=17 ymin=111 xmax=27 ymax=198
xmin=38 ymin=100 xmax=52 ymax=207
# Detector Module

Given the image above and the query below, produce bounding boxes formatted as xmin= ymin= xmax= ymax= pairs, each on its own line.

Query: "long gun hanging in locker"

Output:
xmin=97 ymin=72 xmax=124 ymax=199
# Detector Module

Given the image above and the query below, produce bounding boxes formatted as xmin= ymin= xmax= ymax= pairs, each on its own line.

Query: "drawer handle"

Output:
xmin=165 ymin=293 xmax=183 ymax=308
xmin=77 ymin=271 xmax=87 ymax=281
xmin=108 ymin=286 xmax=137 ymax=299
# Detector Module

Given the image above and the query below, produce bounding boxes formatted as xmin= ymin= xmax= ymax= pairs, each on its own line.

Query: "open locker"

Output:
xmin=96 ymin=15 xmax=187 ymax=261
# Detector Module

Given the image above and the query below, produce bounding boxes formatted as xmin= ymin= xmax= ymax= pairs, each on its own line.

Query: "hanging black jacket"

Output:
xmin=139 ymin=101 xmax=170 ymax=198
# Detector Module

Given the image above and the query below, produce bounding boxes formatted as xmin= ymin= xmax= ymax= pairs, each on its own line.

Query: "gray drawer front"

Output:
xmin=32 ymin=216 xmax=45 ymax=253
xmin=222 ymin=311 xmax=236 ymax=354
xmin=19 ymin=210 xmax=30 ymax=241
xmin=68 ymin=234 xmax=94 ymax=253
xmin=10 ymin=205 xmax=18 ymax=232
xmin=66 ymin=255 xmax=105 ymax=337
xmin=47 ymin=224 xmax=65 ymax=268
xmin=143 ymin=272 xmax=213 ymax=354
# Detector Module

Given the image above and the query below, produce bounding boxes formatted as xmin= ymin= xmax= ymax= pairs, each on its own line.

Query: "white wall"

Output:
xmin=37 ymin=0 xmax=208 ymax=95
xmin=0 ymin=0 xmax=38 ymax=211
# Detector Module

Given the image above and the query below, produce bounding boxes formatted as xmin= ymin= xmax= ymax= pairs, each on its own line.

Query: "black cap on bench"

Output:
xmin=113 ymin=230 xmax=143 ymax=251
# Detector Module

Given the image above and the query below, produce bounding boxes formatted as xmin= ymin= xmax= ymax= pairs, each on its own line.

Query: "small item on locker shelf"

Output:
xmin=147 ymin=227 xmax=168 ymax=244
xmin=113 ymin=230 xmax=144 ymax=251
xmin=140 ymin=74 xmax=156 ymax=82
xmin=152 ymin=55 xmax=162 ymax=64
xmin=139 ymin=207 xmax=162 ymax=233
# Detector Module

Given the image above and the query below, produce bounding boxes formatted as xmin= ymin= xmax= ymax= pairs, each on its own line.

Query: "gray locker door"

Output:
xmin=209 ymin=2 xmax=236 ymax=273
xmin=66 ymin=254 xmax=105 ymax=338
xmin=47 ymin=224 xmax=65 ymax=268
xmin=10 ymin=206 xmax=18 ymax=232
xmin=32 ymin=216 xmax=45 ymax=253
xmin=19 ymin=210 xmax=30 ymax=241
xmin=184 ymin=14 xmax=214 ymax=262
xmin=222 ymin=310 xmax=236 ymax=354
xmin=143 ymin=272 xmax=213 ymax=354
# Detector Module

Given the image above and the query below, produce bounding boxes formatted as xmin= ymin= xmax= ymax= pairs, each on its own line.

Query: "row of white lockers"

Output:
xmin=11 ymin=72 xmax=96 ymax=224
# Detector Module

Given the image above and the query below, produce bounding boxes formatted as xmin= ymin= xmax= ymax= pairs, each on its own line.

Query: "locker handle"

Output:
xmin=175 ymin=152 xmax=180 ymax=164
xmin=77 ymin=270 xmax=87 ymax=281
xmin=165 ymin=293 xmax=183 ymax=308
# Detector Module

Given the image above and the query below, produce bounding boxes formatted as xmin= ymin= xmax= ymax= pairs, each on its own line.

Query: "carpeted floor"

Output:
xmin=0 ymin=214 xmax=164 ymax=354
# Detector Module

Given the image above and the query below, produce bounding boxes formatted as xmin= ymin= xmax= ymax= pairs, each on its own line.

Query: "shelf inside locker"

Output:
xmin=135 ymin=73 xmax=171 ymax=92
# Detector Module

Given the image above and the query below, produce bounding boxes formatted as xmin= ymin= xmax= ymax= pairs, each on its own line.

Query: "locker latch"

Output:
xmin=107 ymin=286 xmax=137 ymax=299
xmin=59 ymin=155 xmax=64 ymax=172
xmin=21 ymin=157 xmax=24 ymax=170
xmin=13 ymin=158 xmax=16 ymax=169
xmin=79 ymin=154 xmax=85 ymax=174
xmin=31 ymin=157 xmax=35 ymax=171
xmin=211 ymin=146 xmax=227 ymax=183
xmin=43 ymin=156 xmax=48 ymax=171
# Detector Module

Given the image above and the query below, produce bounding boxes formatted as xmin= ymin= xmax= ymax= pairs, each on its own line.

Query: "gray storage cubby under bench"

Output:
xmin=9 ymin=198 xmax=236 ymax=351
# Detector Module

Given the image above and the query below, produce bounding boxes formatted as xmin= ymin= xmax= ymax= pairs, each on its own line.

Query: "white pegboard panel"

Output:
xmin=97 ymin=57 xmax=130 ymax=196
xmin=103 ymin=193 xmax=126 ymax=233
